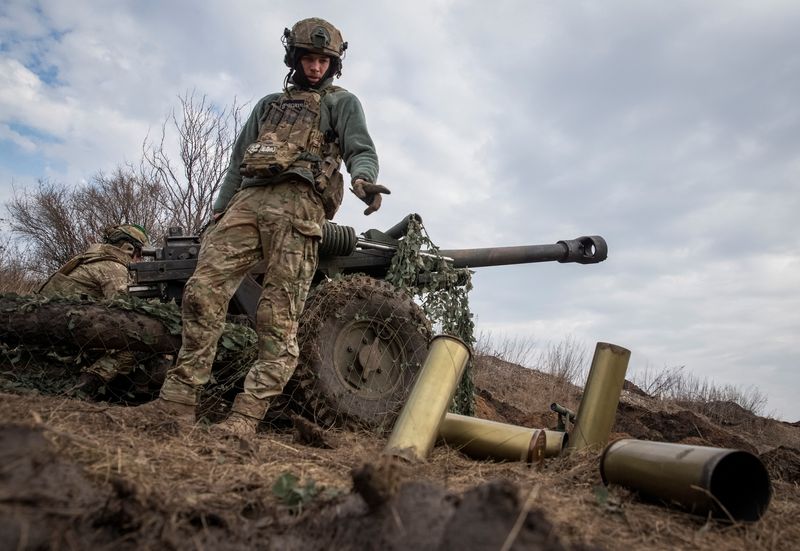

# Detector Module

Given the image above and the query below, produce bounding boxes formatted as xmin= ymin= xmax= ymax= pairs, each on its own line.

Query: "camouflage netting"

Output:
xmin=385 ymin=218 xmax=476 ymax=416
xmin=0 ymin=293 xmax=257 ymax=421
xmin=292 ymin=274 xmax=432 ymax=432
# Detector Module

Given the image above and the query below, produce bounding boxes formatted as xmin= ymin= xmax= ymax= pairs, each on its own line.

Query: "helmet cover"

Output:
xmin=283 ymin=17 xmax=348 ymax=73
xmin=103 ymin=224 xmax=149 ymax=248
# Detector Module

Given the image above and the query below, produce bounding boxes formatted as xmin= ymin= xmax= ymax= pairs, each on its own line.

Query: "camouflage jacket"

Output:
xmin=38 ymin=243 xmax=131 ymax=300
xmin=213 ymin=77 xmax=379 ymax=215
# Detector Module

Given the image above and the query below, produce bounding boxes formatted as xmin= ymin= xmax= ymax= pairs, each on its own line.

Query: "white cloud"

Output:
xmin=0 ymin=57 xmax=71 ymax=133
xmin=0 ymin=124 xmax=36 ymax=152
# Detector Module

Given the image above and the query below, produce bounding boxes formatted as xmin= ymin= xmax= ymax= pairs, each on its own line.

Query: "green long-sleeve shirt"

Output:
xmin=213 ymin=78 xmax=379 ymax=213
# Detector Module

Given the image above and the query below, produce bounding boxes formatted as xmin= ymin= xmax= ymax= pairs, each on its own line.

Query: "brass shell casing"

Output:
xmin=384 ymin=335 xmax=471 ymax=462
xmin=568 ymin=342 xmax=631 ymax=450
xmin=543 ymin=430 xmax=568 ymax=457
xmin=600 ymin=439 xmax=772 ymax=521
xmin=439 ymin=413 xmax=549 ymax=464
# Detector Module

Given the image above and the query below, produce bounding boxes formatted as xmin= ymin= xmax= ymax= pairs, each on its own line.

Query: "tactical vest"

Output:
xmin=239 ymin=88 xmax=344 ymax=219
xmin=38 ymin=244 xmax=129 ymax=299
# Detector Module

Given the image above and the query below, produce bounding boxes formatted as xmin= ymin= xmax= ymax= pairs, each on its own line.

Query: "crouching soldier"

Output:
xmin=39 ymin=224 xmax=150 ymax=394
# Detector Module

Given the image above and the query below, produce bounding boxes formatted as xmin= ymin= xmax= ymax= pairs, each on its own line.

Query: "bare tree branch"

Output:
xmin=4 ymin=90 xmax=243 ymax=277
xmin=143 ymin=90 xmax=244 ymax=233
xmin=7 ymin=180 xmax=87 ymax=274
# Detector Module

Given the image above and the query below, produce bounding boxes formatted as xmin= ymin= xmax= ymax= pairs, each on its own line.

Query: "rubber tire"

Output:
xmin=291 ymin=275 xmax=431 ymax=431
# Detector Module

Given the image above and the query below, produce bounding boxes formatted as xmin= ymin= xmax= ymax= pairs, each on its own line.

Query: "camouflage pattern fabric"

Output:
xmin=83 ymin=350 xmax=137 ymax=383
xmin=39 ymin=243 xmax=137 ymax=382
xmin=39 ymin=243 xmax=131 ymax=300
xmin=103 ymin=224 xmax=149 ymax=248
xmin=286 ymin=18 xmax=346 ymax=61
xmin=240 ymin=90 xmax=325 ymax=178
xmin=160 ymin=180 xmax=325 ymax=411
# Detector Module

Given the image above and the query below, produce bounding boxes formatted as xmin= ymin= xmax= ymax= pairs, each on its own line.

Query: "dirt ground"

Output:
xmin=1 ymin=355 xmax=799 ymax=550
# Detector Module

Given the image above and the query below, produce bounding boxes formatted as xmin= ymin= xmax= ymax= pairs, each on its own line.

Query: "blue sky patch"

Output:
xmin=0 ymin=141 xmax=46 ymax=180
xmin=7 ymin=122 xmax=62 ymax=145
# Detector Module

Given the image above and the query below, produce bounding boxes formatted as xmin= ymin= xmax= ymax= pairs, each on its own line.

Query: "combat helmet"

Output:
xmin=283 ymin=18 xmax=348 ymax=79
xmin=103 ymin=224 xmax=149 ymax=256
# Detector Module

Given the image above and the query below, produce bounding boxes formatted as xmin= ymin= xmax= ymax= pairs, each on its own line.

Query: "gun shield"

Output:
xmin=600 ymin=439 xmax=772 ymax=521
xmin=568 ymin=342 xmax=630 ymax=451
xmin=439 ymin=413 xmax=550 ymax=464
xmin=384 ymin=335 xmax=470 ymax=462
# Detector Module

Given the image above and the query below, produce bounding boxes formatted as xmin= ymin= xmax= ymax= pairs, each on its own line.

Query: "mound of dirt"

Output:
xmin=760 ymin=446 xmax=800 ymax=485
xmin=472 ymin=355 xmax=581 ymax=430
xmin=613 ymin=404 xmax=757 ymax=452
xmin=0 ymin=424 xmax=167 ymax=549
xmin=473 ymin=355 xmax=775 ymax=454
xmin=275 ymin=477 xmax=593 ymax=551
xmin=0 ymin=425 xmax=102 ymax=548
xmin=0 ymin=417 xmax=590 ymax=551
xmin=695 ymin=400 xmax=757 ymax=426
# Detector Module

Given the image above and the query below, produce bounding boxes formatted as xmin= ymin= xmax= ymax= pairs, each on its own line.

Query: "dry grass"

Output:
xmin=631 ymin=364 xmax=769 ymax=421
xmin=535 ymin=335 xmax=589 ymax=386
xmin=0 ymin=235 xmax=39 ymax=294
xmin=476 ymin=332 xmax=772 ymax=425
xmin=475 ymin=330 xmax=539 ymax=368
xmin=475 ymin=333 xmax=589 ymax=386
xmin=2 ymin=391 xmax=797 ymax=550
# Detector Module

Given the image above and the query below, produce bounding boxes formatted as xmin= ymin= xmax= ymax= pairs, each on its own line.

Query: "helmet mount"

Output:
xmin=310 ymin=26 xmax=331 ymax=50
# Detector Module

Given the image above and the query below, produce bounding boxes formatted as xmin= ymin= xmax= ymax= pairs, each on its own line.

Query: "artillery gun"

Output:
xmin=128 ymin=214 xmax=607 ymax=430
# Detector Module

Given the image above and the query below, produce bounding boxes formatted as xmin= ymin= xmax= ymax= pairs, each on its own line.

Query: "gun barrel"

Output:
xmin=550 ymin=402 xmax=577 ymax=421
xmin=384 ymin=213 xmax=423 ymax=239
xmin=438 ymin=235 xmax=607 ymax=268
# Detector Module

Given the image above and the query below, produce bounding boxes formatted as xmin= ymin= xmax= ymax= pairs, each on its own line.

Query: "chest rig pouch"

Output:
xmin=240 ymin=89 xmax=344 ymax=219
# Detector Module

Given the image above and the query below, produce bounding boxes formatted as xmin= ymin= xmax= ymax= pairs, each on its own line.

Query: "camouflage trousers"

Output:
xmin=160 ymin=181 xmax=325 ymax=407
xmin=84 ymin=351 xmax=137 ymax=381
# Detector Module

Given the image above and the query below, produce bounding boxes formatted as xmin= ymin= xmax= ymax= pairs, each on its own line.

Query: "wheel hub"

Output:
xmin=333 ymin=319 xmax=405 ymax=397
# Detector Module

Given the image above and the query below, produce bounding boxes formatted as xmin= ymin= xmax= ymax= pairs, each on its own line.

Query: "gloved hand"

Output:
xmin=350 ymin=179 xmax=391 ymax=215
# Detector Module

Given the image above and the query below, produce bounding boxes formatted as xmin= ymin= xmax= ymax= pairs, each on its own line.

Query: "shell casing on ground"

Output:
xmin=439 ymin=413 xmax=550 ymax=464
xmin=543 ymin=430 xmax=568 ymax=457
xmin=600 ymin=438 xmax=772 ymax=521
xmin=384 ymin=335 xmax=471 ymax=462
xmin=568 ymin=342 xmax=631 ymax=451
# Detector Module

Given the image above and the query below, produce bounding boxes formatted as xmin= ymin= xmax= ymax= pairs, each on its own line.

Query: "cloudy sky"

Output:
xmin=1 ymin=1 xmax=798 ymax=420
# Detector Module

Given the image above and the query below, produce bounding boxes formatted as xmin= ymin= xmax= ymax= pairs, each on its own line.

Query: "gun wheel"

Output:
xmin=291 ymin=275 xmax=431 ymax=432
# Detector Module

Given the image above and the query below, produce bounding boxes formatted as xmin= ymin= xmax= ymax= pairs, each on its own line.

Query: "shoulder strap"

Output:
xmin=39 ymin=245 xmax=128 ymax=295
xmin=58 ymin=246 xmax=128 ymax=276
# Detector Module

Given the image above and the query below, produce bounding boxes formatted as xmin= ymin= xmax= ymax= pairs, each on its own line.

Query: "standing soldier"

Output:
xmin=39 ymin=224 xmax=150 ymax=392
xmin=143 ymin=17 xmax=390 ymax=434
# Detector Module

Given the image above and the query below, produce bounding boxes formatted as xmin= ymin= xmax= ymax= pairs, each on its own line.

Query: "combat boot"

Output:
xmin=217 ymin=412 xmax=261 ymax=437
xmin=134 ymin=397 xmax=197 ymax=426
xmin=214 ymin=393 xmax=269 ymax=437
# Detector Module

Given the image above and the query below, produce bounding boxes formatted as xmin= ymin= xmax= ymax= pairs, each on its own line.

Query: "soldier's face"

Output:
xmin=300 ymin=53 xmax=331 ymax=85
